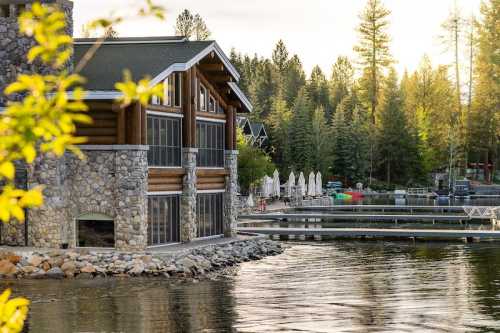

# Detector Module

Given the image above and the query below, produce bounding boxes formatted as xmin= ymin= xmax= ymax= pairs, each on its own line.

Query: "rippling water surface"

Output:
xmin=4 ymin=241 xmax=500 ymax=332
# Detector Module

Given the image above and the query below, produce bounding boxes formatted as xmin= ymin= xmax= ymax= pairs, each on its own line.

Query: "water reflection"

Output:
xmin=2 ymin=241 xmax=500 ymax=332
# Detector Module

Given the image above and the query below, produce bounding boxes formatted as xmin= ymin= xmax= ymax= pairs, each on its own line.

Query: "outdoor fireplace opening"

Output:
xmin=77 ymin=214 xmax=115 ymax=248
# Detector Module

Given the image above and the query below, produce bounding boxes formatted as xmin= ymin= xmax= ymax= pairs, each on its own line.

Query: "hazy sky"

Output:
xmin=73 ymin=0 xmax=480 ymax=77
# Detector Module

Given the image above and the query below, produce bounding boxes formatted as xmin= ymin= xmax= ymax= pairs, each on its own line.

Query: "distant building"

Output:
xmin=237 ymin=116 xmax=268 ymax=148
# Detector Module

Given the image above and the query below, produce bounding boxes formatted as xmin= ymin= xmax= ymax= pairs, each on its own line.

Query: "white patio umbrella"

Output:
xmin=298 ymin=172 xmax=306 ymax=197
xmin=246 ymin=193 xmax=255 ymax=207
xmin=308 ymin=172 xmax=316 ymax=197
xmin=287 ymin=171 xmax=296 ymax=197
xmin=261 ymin=175 xmax=272 ymax=198
xmin=316 ymin=172 xmax=322 ymax=196
xmin=272 ymin=169 xmax=281 ymax=198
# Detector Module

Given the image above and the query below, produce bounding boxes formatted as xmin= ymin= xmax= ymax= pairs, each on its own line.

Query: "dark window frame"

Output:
xmin=196 ymin=192 xmax=224 ymax=238
xmin=196 ymin=121 xmax=225 ymax=168
xmin=147 ymin=114 xmax=182 ymax=167
xmin=147 ymin=195 xmax=181 ymax=245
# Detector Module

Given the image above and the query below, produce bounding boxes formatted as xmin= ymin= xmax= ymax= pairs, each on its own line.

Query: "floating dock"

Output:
xmin=293 ymin=205 xmax=467 ymax=213
xmin=237 ymin=226 xmax=500 ymax=240
xmin=239 ymin=212 xmax=479 ymax=223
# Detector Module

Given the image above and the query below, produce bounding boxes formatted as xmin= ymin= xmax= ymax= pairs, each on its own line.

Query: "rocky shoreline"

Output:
xmin=0 ymin=238 xmax=283 ymax=279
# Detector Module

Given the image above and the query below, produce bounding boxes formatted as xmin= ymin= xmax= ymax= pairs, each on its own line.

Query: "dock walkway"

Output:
xmin=237 ymin=226 xmax=500 ymax=240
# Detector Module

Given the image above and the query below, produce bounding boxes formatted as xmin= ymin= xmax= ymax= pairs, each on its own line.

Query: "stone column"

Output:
xmin=224 ymin=150 xmax=239 ymax=238
xmin=180 ymin=148 xmax=197 ymax=242
xmin=113 ymin=147 xmax=149 ymax=251
xmin=0 ymin=161 xmax=28 ymax=246
xmin=27 ymin=153 xmax=68 ymax=248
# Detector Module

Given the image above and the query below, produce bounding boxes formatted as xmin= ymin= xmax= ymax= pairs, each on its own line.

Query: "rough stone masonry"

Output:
xmin=24 ymin=146 xmax=149 ymax=251
xmin=0 ymin=0 xmax=73 ymax=106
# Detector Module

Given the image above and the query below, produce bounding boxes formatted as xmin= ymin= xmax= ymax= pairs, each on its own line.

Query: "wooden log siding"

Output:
xmin=148 ymin=168 xmax=184 ymax=192
xmin=196 ymin=169 xmax=227 ymax=191
xmin=76 ymin=102 xmax=118 ymax=144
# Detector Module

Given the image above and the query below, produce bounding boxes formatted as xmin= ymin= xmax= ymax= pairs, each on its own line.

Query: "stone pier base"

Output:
xmin=180 ymin=148 xmax=198 ymax=242
xmin=224 ymin=150 xmax=238 ymax=238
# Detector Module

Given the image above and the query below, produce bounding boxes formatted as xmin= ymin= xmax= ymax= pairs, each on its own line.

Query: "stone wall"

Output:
xmin=26 ymin=145 xmax=149 ymax=251
xmin=224 ymin=150 xmax=238 ymax=237
xmin=0 ymin=0 xmax=73 ymax=106
xmin=0 ymin=161 xmax=28 ymax=245
xmin=180 ymin=148 xmax=197 ymax=242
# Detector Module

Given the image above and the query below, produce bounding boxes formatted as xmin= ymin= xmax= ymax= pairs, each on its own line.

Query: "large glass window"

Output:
xmin=151 ymin=73 xmax=182 ymax=107
xmin=148 ymin=195 xmax=180 ymax=245
xmin=196 ymin=193 xmax=223 ymax=238
xmin=196 ymin=121 xmax=224 ymax=167
xmin=200 ymin=84 xmax=207 ymax=111
xmin=147 ymin=115 xmax=181 ymax=167
xmin=208 ymin=95 xmax=216 ymax=112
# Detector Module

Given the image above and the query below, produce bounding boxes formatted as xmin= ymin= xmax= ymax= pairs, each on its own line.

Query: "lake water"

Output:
xmin=4 ymin=240 xmax=500 ymax=333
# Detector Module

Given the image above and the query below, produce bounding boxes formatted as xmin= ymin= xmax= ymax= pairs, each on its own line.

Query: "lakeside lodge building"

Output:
xmin=0 ymin=0 xmax=252 ymax=251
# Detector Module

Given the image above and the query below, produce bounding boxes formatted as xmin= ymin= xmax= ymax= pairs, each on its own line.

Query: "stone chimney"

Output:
xmin=0 ymin=0 xmax=73 ymax=106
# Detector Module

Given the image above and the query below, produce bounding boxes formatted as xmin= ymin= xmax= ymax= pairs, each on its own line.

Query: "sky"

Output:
xmin=73 ymin=0 xmax=481 ymax=77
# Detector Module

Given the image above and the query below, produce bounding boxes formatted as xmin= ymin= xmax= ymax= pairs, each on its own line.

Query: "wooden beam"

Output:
xmin=132 ymin=102 xmax=142 ymax=144
xmin=117 ymin=108 xmax=125 ymax=144
xmin=183 ymin=68 xmax=192 ymax=147
xmin=140 ymin=105 xmax=147 ymax=145
xmin=191 ymin=67 xmax=197 ymax=145
xmin=229 ymin=101 xmax=242 ymax=109
xmin=196 ymin=169 xmax=229 ymax=177
xmin=200 ymin=63 xmax=224 ymax=72
xmin=148 ymin=168 xmax=185 ymax=176
xmin=211 ymin=75 xmax=232 ymax=83
xmin=226 ymin=106 xmax=234 ymax=150
xmin=232 ymin=107 xmax=237 ymax=149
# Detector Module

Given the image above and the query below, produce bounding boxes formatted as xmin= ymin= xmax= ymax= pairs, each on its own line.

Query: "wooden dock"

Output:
xmin=293 ymin=205 xmax=466 ymax=213
xmin=239 ymin=212 xmax=478 ymax=223
xmin=237 ymin=226 xmax=500 ymax=240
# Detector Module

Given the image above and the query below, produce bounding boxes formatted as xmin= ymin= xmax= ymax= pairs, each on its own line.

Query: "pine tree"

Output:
xmin=310 ymin=106 xmax=332 ymax=177
xmin=175 ymin=9 xmax=210 ymax=40
xmin=377 ymin=68 xmax=416 ymax=185
xmin=267 ymin=93 xmax=293 ymax=172
xmin=348 ymin=107 xmax=371 ymax=183
xmin=193 ymin=14 xmax=211 ymax=40
xmin=354 ymin=0 xmax=393 ymax=125
xmin=283 ymin=55 xmax=306 ymax=108
xmin=175 ymin=9 xmax=194 ymax=38
xmin=470 ymin=0 xmax=499 ymax=182
xmin=331 ymin=101 xmax=351 ymax=183
xmin=330 ymin=56 xmax=355 ymax=120
xmin=289 ymin=89 xmax=313 ymax=172
xmin=440 ymin=2 xmax=467 ymax=170
xmin=307 ymin=66 xmax=330 ymax=114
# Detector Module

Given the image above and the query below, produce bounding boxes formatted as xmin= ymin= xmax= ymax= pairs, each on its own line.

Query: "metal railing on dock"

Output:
xmin=237 ymin=205 xmax=500 ymax=241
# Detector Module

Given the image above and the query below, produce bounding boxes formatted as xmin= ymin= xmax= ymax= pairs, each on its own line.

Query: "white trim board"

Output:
xmin=196 ymin=116 xmax=226 ymax=124
xmin=228 ymin=82 xmax=253 ymax=112
xmin=150 ymin=42 xmax=240 ymax=86
xmin=146 ymin=110 xmax=184 ymax=118
xmin=147 ymin=191 xmax=182 ymax=196
xmin=198 ymin=189 xmax=226 ymax=194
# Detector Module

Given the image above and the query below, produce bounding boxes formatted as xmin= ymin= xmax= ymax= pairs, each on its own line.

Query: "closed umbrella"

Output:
xmin=308 ymin=172 xmax=316 ymax=197
xmin=316 ymin=172 xmax=322 ymax=196
xmin=287 ymin=171 xmax=295 ymax=197
xmin=298 ymin=172 xmax=306 ymax=197
xmin=272 ymin=169 xmax=280 ymax=198
xmin=261 ymin=175 xmax=273 ymax=198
